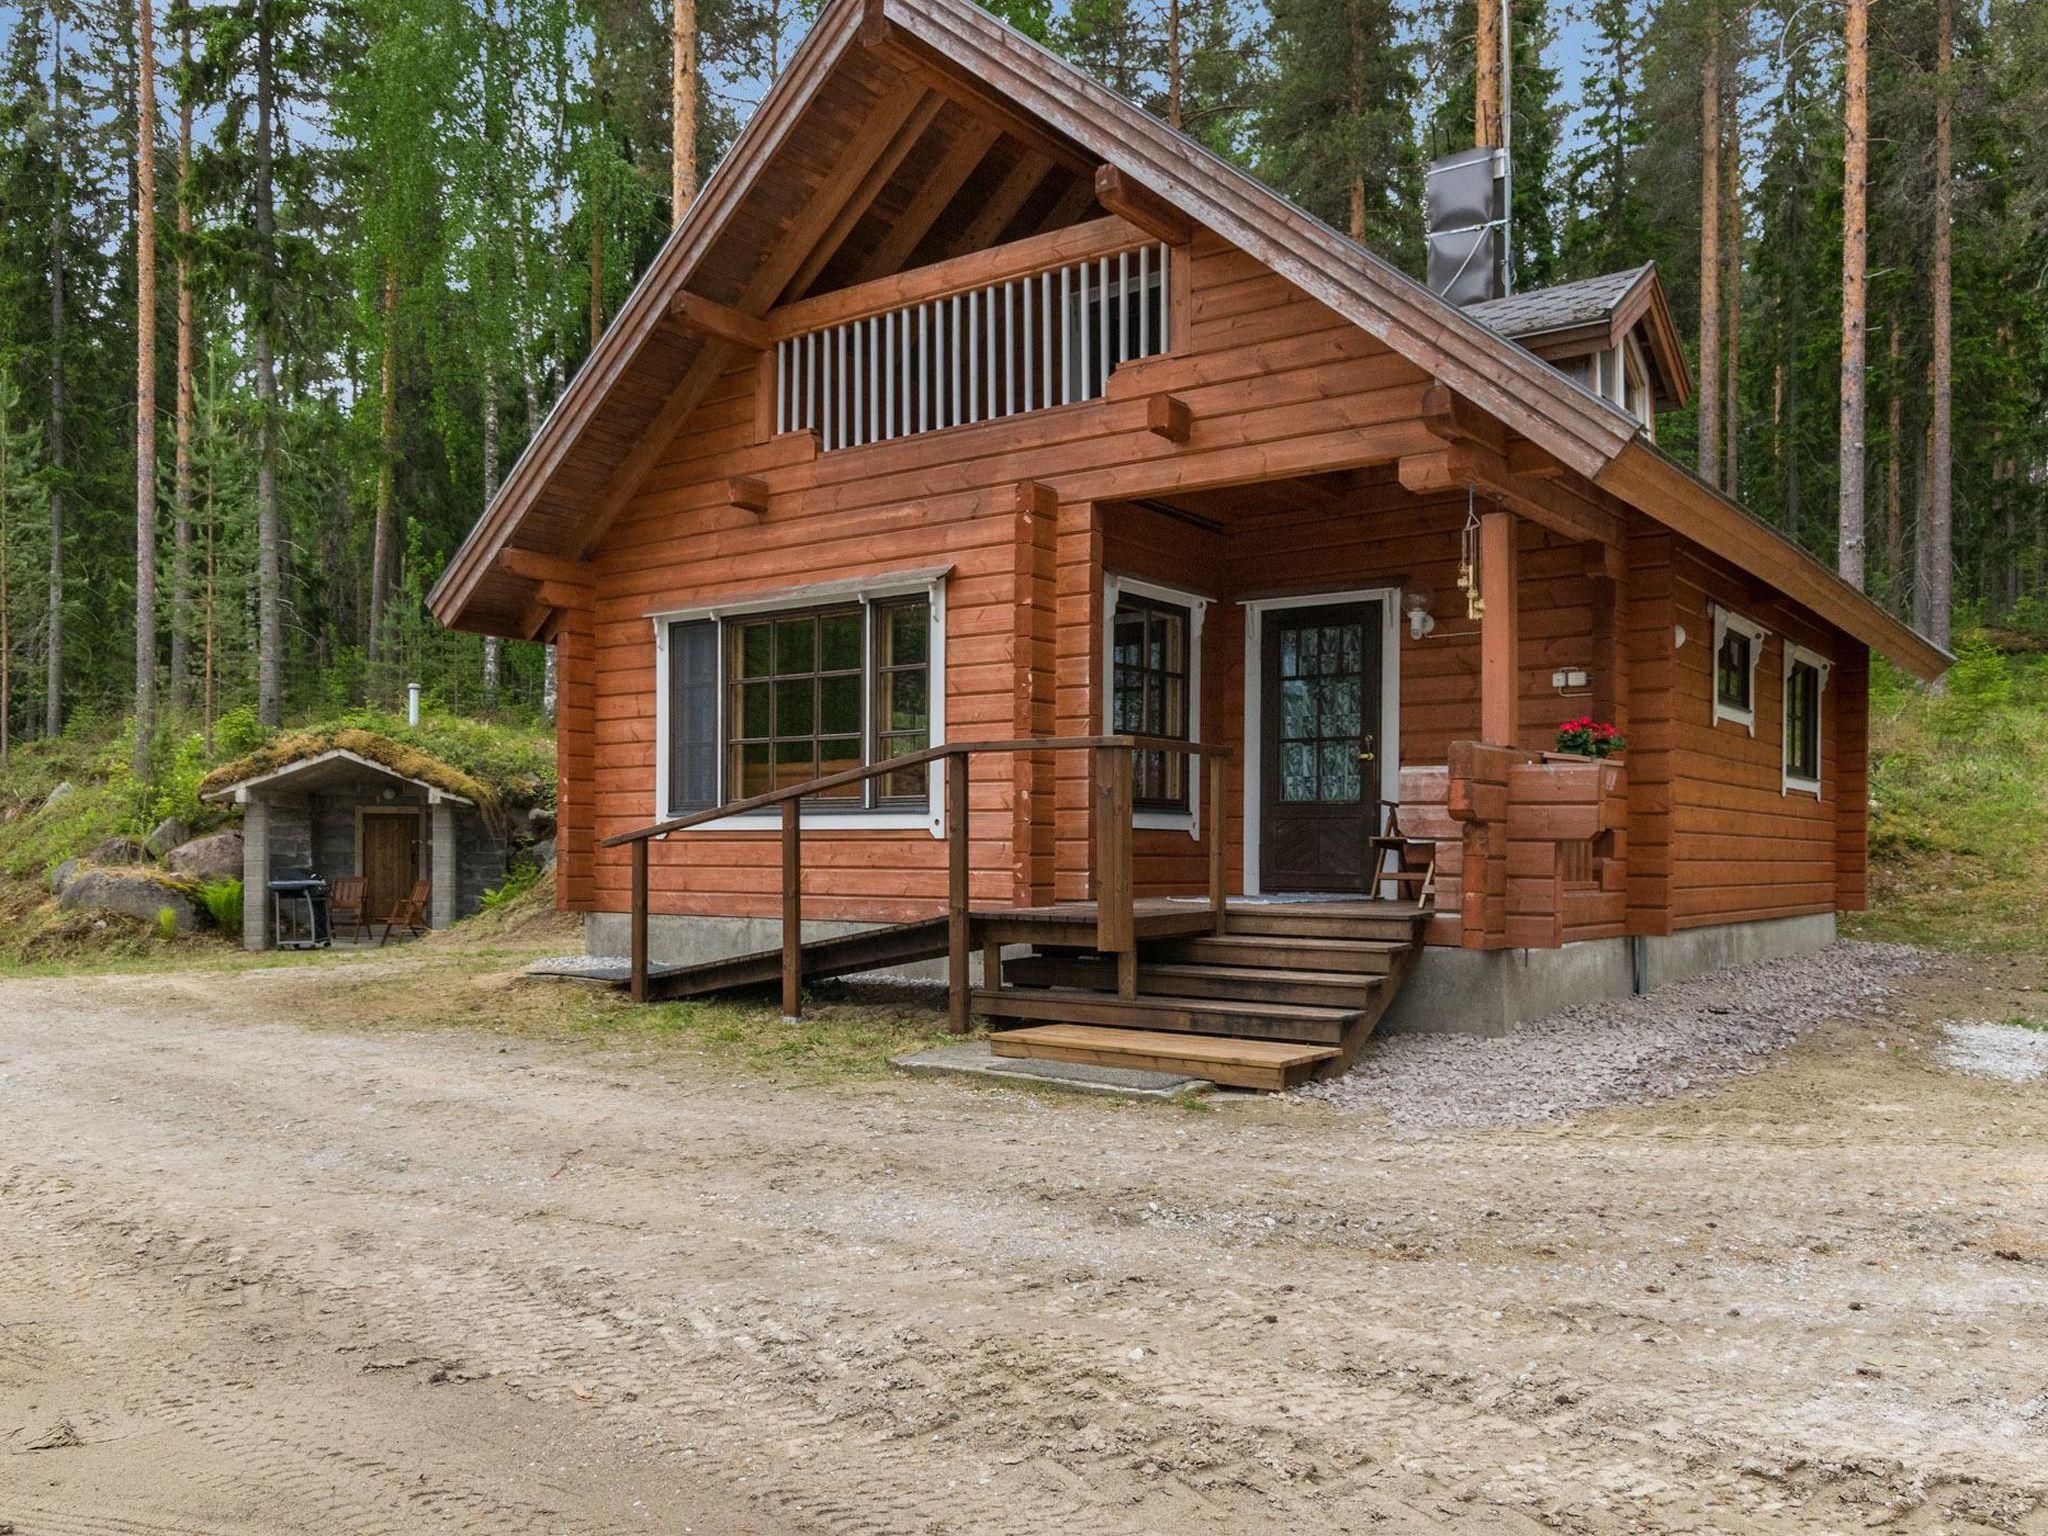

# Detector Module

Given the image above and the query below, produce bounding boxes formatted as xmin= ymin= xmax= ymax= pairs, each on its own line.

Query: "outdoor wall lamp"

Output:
xmin=1403 ymin=587 xmax=1436 ymax=640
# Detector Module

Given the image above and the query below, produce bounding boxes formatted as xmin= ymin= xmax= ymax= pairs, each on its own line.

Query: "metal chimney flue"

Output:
xmin=1424 ymin=146 xmax=1507 ymax=306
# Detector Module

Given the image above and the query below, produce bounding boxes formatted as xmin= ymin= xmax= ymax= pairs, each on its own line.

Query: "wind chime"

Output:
xmin=1457 ymin=487 xmax=1485 ymax=620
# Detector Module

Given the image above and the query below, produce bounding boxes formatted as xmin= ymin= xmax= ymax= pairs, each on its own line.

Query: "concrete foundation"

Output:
xmin=1380 ymin=911 xmax=1839 ymax=1037
xmin=589 ymin=909 xmax=1839 ymax=1035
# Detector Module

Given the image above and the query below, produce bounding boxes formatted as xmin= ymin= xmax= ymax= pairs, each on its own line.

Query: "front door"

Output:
xmin=361 ymin=813 xmax=420 ymax=921
xmin=1259 ymin=601 xmax=1383 ymax=893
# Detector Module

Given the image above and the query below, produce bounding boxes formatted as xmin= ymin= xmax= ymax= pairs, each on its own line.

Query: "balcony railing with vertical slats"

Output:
xmin=774 ymin=242 xmax=1173 ymax=453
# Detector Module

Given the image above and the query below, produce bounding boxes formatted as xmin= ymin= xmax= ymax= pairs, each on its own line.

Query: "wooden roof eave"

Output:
xmin=426 ymin=0 xmax=868 ymax=631
xmin=1597 ymin=439 xmax=1951 ymax=681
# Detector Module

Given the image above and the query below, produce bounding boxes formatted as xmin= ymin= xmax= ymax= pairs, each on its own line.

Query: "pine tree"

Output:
xmin=1560 ymin=0 xmax=1647 ymax=280
xmin=1260 ymin=0 xmax=1420 ymax=261
xmin=134 ymin=0 xmax=160 ymax=772
xmin=1838 ymin=0 xmax=1870 ymax=587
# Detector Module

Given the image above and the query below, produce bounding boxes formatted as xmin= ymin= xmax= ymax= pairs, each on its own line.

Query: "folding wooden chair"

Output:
xmin=379 ymin=879 xmax=432 ymax=945
xmin=327 ymin=876 xmax=369 ymax=942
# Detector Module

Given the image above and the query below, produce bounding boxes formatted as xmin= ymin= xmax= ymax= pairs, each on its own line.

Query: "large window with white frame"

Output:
xmin=1782 ymin=643 xmax=1830 ymax=797
xmin=656 ymin=574 xmax=944 ymax=828
xmin=1712 ymin=606 xmax=1768 ymax=734
xmin=1104 ymin=575 xmax=1206 ymax=829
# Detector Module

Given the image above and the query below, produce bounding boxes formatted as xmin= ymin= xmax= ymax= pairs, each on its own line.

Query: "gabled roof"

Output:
xmin=1466 ymin=267 xmax=1650 ymax=337
xmin=426 ymin=0 xmax=1948 ymax=681
xmin=1466 ymin=265 xmax=1692 ymax=408
xmin=198 ymin=731 xmax=488 ymax=808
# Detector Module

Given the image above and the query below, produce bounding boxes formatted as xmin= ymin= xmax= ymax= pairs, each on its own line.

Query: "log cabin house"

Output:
xmin=430 ymin=0 xmax=1949 ymax=1089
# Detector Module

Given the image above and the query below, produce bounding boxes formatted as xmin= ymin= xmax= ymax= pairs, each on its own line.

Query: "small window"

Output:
xmin=1112 ymin=593 xmax=1192 ymax=811
xmin=1783 ymin=645 xmax=1831 ymax=796
xmin=1711 ymin=607 xmax=1767 ymax=733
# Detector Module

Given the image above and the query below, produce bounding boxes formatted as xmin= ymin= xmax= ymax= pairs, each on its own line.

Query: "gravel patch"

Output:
xmin=1939 ymin=1021 xmax=2048 ymax=1083
xmin=1298 ymin=939 xmax=1926 ymax=1129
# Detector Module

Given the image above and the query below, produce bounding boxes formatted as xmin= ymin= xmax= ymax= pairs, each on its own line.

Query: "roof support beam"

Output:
xmin=948 ymin=148 xmax=1053 ymax=257
xmin=1405 ymin=379 xmax=1619 ymax=548
xmin=669 ymin=291 xmax=776 ymax=351
xmin=1094 ymin=165 xmax=1192 ymax=244
xmin=782 ymin=89 xmax=945 ymax=300
xmin=498 ymin=548 xmax=592 ymax=586
xmin=857 ymin=117 xmax=1000 ymax=281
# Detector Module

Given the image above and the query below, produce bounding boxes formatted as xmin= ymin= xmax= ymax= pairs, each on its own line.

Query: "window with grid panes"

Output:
xmin=1110 ymin=593 xmax=1191 ymax=810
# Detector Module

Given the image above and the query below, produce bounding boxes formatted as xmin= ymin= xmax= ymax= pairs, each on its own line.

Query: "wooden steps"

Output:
xmin=990 ymin=1025 xmax=1338 ymax=1091
xmin=1148 ymin=932 xmax=1407 ymax=974
xmin=1001 ymin=953 xmax=1385 ymax=1009
xmin=972 ymin=985 xmax=1362 ymax=1044
xmin=982 ymin=898 xmax=1427 ymax=1089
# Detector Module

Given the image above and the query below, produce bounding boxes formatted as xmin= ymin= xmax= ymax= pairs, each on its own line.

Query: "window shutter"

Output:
xmin=667 ymin=620 xmax=719 ymax=815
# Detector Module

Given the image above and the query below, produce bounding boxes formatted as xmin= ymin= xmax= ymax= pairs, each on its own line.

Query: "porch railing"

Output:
xmin=600 ymin=735 xmax=1230 ymax=1027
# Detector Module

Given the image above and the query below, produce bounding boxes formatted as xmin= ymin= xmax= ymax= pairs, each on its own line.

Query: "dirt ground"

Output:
xmin=1 ymin=947 xmax=2044 ymax=1535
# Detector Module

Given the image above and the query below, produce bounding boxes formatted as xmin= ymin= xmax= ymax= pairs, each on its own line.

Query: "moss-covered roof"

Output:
xmin=198 ymin=730 xmax=498 ymax=813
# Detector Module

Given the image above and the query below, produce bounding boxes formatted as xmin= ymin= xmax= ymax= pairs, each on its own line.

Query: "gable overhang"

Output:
xmin=199 ymin=747 xmax=478 ymax=806
xmin=1597 ymin=440 xmax=1951 ymax=681
xmin=429 ymin=0 xmax=1944 ymax=685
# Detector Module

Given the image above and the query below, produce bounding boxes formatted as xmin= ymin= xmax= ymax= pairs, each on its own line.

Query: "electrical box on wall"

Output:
xmin=1552 ymin=669 xmax=1589 ymax=690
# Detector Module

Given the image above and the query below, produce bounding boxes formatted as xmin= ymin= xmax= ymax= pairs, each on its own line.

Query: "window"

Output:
xmin=1783 ymin=644 xmax=1831 ymax=796
xmin=1104 ymin=576 xmax=1207 ymax=828
xmin=1711 ymin=606 xmax=1767 ymax=733
xmin=656 ymin=574 xmax=945 ymax=828
xmin=1112 ymin=594 xmax=1192 ymax=810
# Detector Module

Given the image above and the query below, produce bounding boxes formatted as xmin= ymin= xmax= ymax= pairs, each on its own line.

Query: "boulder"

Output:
xmin=46 ymin=857 xmax=81 ymax=894
xmin=146 ymin=817 xmax=191 ymax=858
xmin=525 ymin=836 xmax=556 ymax=874
xmin=57 ymin=868 xmax=199 ymax=932
xmin=43 ymin=781 xmax=74 ymax=809
xmin=164 ymin=828 xmax=244 ymax=883
xmin=89 ymin=835 xmax=151 ymax=866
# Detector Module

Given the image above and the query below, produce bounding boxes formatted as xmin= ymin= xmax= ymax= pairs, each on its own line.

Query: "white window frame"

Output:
xmin=1781 ymin=642 xmax=1832 ymax=798
xmin=1103 ymin=574 xmax=1208 ymax=835
xmin=1711 ymin=605 xmax=1768 ymax=735
xmin=1239 ymin=587 xmax=1402 ymax=897
xmin=650 ymin=568 xmax=948 ymax=837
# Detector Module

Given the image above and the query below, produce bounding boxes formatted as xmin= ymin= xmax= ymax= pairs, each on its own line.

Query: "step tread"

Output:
xmin=1006 ymin=956 xmax=1383 ymax=990
xmin=994 ymin=1025 xmax=1338 ymax=1068
xmin=1164 ymin=933 xmax=1407 ymax=955
xmin=974 ymin=986 xmax=1362 ymax=1023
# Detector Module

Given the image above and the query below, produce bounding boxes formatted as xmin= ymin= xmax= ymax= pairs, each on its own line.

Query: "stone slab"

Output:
xmin=893 ymin=1042 xmax=1211 ymax=1100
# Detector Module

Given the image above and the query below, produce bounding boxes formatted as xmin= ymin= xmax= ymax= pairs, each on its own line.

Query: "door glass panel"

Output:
xmin=1275 ymin=616 xmax=1368 ymax=806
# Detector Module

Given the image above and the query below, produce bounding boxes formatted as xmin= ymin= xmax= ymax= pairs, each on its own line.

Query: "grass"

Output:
xmin=582 ymin=984 xmax=968 ymax=1083
xmin=1849 ymin=638 xmax=2048 ymax=952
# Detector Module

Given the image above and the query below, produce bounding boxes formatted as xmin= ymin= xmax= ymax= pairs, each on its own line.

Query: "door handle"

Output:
xmin=1357 ymin=734 xmax=1376 ymax=764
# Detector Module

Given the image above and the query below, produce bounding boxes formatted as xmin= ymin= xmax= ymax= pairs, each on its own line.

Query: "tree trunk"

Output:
xmin=169 ymin=20 xmax=194 ymax=715
xmin=1721 ymin=90 xmax=1740 ymax=497
xmin=1165 ymin=0 xmax=1183 ymax=130
xmin=1884 ymin=316 xmax=1903 ymax=608
xmin=2 ymin=392 xmax=12 ymax=765
xmin=254 ymin=2 xmax=282 ymax=726
xmin=1836 ymin=0 xmax=1869 ymax=588
xmin=482 ymin=365 xmax=500 ymax=713
xmin=1346 ymin=10 xmax=1366 ymax=240
xmin=369 ymin=261 xmax=397 ymax=676
xmin=672 ymin=0 xmax=697 ymax=221
xmin=46 ymin=5 xmax=65 ymax=739
xmin=1697 ymin=0 xmax=1721 ymax=487
xmin=134 ymin=0 xmax=159 ymax=776
xmin=1476 ymin=0 xmax=1502 ymax=147
xmin=1927 ymin=0 xmax=1953 ymax=655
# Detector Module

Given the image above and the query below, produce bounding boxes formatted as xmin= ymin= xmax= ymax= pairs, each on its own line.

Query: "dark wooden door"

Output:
xmin=361 ymin=814 xmax=420 ymax=920
xmin=1259 ymin=601 xmax=1383 ymax=893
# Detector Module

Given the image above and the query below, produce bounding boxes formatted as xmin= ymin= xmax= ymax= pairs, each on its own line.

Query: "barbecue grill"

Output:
xmin=268 ymin=868 xmax=331 ymax=950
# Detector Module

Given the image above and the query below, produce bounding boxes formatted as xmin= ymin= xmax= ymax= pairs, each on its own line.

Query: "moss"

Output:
xmin=199 ymin=729 xmax=503 ymax=819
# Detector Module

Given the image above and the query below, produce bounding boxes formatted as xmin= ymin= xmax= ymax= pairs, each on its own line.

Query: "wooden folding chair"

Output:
xmin=327 ymin=876 xmax=369 ymax=942
xmin=379 ymin=879 xmax=432 ymax=945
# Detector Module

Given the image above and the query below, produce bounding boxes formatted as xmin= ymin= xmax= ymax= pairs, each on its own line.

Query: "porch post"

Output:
xmin=429 ymin=799 xmax=458 ymax=928
xmin=1479 ymin=509 xmax=1520 ymax=746
xmin=240 ymin=795 xmax=270 ymax=952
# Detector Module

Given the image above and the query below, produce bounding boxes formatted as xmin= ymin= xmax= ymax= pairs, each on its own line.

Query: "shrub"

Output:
xmin=479 ymin=861 xmax=542 ymax=911
xmin=157 ymin=907 xmax=179 ymax=941
xmin=195 ymin=878 xmax=243 ymax=933
xmin=213 ymin=704 xmax=270 ymax=760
